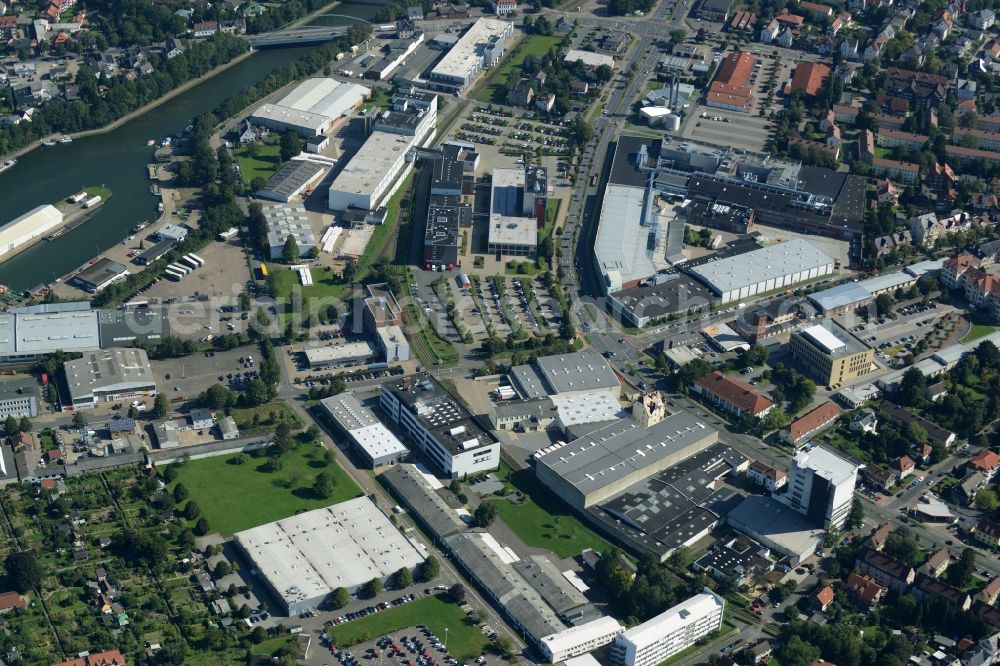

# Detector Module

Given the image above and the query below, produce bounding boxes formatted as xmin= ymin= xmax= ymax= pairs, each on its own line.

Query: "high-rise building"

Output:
xmin=783 ymin=445 xmax=860 ymax=529
xmin=611 ymin=590 xmax=725 ymax=666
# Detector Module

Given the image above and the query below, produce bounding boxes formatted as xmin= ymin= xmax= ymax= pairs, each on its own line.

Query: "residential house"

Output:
xmin=912 ymin=442 xmax=933 ymax=465
xmin=52 ymin=650 xmax=127 ymax=666
xmin=969 ymin=448 xmax=1000 ymax=481
xmin=844 ymin=573 xmax=885 ymax=610
xmin=856 ymin=548 xmax=916 ymax=591
xmin=748 ymin=641 xmax=773 ymax=665
xmin=913 ymin=573 xmax=971 ymax=611
xmin=506 ymin=78 xmax=534 ymax=106
xmin=164 ymin=37 xmax=184 ymax=59
xmin=926 ymin=381 xmax=948 ymax=402
xmin=746 ymin=459 xmax=788 ymax=492
xmin=192 ymin=20 xmax=218 ymax=37
xmin=829 ymin=11 xmax=852 ymax=34
xmin=535 ymin=93 xmax=555 ymax=113
xmin=219 ymin=18 xmax=246 ymax=33
xmin=871 ymin=158 xmax=919 ymax=184
xmin=973 ymin=519 xmax=1000 ymax=548
xmin=0 ymin=591 xmax=26 ymax=612
xmin=968 ymin=8 xmax=995 ymax=28
xmin=760 ymin=18 xmax=780 ymax=42
xmin=850 ymin=408 xmax=878 ymax=434
xmin=880 ymin=402 xmax=956 ymax=447
xmin=811 ymin=585 xmax=835 ymax=612
xmin=876 ymin=179 xmax=900 ymax=206
xmin=863 ymin=464 xmax=896 ymax=493
xmin=977 ymin=577 xmax=1000 ymax=605
xmin=779 ymin=401 xmax=841 ymax=447
xmin=869 ymin=523 xmax=893 ymax=551
xmin=492 ymin=0 xmax=517 ymax=14
xmin=840 ymin=37 xmax=860 ymax=60
xmin=922 ymin=548 xmax=951 ymax=577
xmin=889 ymin=455 xmax=915 ymax=481
xmin=958 ymin=471 xmax=989 ymax=505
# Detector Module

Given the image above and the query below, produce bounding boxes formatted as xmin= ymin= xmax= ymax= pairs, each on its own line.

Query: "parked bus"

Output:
xmin=188 ymin=253 xmax=205 ymax=267
xmin=164 ymin=268 xmax=185 ymax=280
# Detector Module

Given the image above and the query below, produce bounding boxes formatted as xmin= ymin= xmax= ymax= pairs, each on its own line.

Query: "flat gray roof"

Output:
xmin=690 ymin=239 xmax=834 ymax=295
xmin=808 ymin=281 xmax=871 ymax=311
xmin=14 ymin=310 xmax=99 ymax=354
xmin=511 ymin=351 xmax=620 ymax=398
xmin=0 ymin=375 xmax=37 ymax=403
xmin=512 ymin=555 xmax=590 ymax=615
xmin=64 ymin=348 xmax=155 ymax=401
xmin=726 ymin=495 xmax=824 ymax=561
xmin=381 ymin=464 xmax=467 ymax=539
xmin=321 ymin=392 xmax=379 ymax=431
xmin=259 ymin=160 xmax=327 ymax=201
xmin=536 ymin=410 xmax=717 ymax=499
xmin=793 ymin=319 xmax=869 ymax=359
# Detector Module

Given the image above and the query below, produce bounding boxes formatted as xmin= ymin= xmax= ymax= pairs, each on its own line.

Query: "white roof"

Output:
xmin=0 ymin=204 xmax=63 ymax=257
xmin=264 ymin=204 xmax=317 ymax=251
xmin=564 ymin=655 xmax=605 ymax=666
xmin=618 ymin=592 xmax=724 ymax=650
xmin=304 ymin=342 xmax=373 ymax=363
xmin=252 ymin=78 xmax=370 ymax=132
xmin=595 ymin=184 xmax=659 ymax=285
xmin=793 ymin=446 xmax=859 ymax=486
xmin=856 ymin=271 xmax=913 ymax=294
xmin=702 ymin=322 xmax=749 ymax=351
xmin=234 ymin=497 xmax=425 ymax=605
xmin=550 ymin=390 xmax=621 ymax=426
xmin=690 ymin=239 xmax=834 ymax=295
xmin=800 ymin=324 xmax=846 ymax=354
xmin=431 ymin=17 xmax=511 ymax=80
xmin=564 ymin=49 xmax=615 ymax=68
xmin=329 ymin=131 xmax=412 ymax=198
xmin=540 ymin=616 xmax=623 ymax=654
xmin=350 ymin=423 xmax=408 ymax=461
xmin=14 ymin=310 xmax=99 ymax=354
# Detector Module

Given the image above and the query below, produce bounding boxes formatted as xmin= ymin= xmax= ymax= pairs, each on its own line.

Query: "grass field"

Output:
xmin=487 ymin=462 xmax=611 ymax=559
xmin=231 ymin=400 xmax=302 ymax=436
xmin=326 ymin=594 xmax=489 ymax=659
xmin=961 ymin=322 xmax=996 ymax=344
xmin=234 ymin=141 xmax=283 ymax=185
xmin=402 ymin=303 xmax=459 ymax=366
xmin=84 ymin=186 xmax=113 ymax=201
xmin=477 ymin=35 xmax=564 ymax=104
xmin=169 ymin=442 xmax=361 ymax=535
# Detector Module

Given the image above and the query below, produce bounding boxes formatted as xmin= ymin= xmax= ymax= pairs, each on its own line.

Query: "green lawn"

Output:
xmin=231 ymin=400 xmax=302 ymax=436
xmin=168 ymin=442 xmax=362 ymax=535
xmin=961 ymin=323 xmax=996 ymax=344
xmin=326 ymin=594 xmax=489 ymax=660
xmin=403 ymin=303 xmax=459 ymax=367
xmin=234 ymin=141 xmax=283 ymax=185
xmin=487 ymin=462 xmax=611 ymax=558
xmin=84 ymin=186 xmax=113 ymax=201
xmin=477 ymin=35 xmax=564 ymax=104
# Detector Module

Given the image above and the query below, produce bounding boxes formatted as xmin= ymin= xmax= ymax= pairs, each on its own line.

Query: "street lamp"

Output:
xmin=444 ymin=627 xmax=448 ymax=651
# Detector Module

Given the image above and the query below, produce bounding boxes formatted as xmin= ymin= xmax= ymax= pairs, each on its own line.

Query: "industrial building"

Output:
xmin=0 ymin=376 xmax=38 ymax=419
xmin=428 ymin=18 xmax=513 ymax=92
xmin=422 ymin=144 xmax=470 ymax=271
xmin=362 ymin=283 xmax=404 ymax=333
xmin=540 ymin=617 xmax=624 ymax=663
xmin=488 ymin=166 xmax=547 ymax=258
xmin=155 ymin=223 xmax=188 ymax=243
xmin=0 ymin=204 xmax=63 ymax=261
xmin=0 ymin=309 xmax=100 ymax=363
xmin=97 ymin=307 xmax=170 ymax=347
xmin=509 ymin=351 xmax=621 ymax=400
xmin=135 ymin=239 xmax=176 ymax=266
xmin=250 ymin=78 xmax=370 ymax=137
xmin=688 ymin=239 xmax=835 ymax=303
xmin=789 ymin=320 xmax=874 ymax=387
xmin=365 ymin=32 xmax=424 ymax=80
xmin=611 ymin=591 xmax=725 ymax=666
xmin=233 ymin=497 xmax=425 ymax=615
xmin=375 ymin=325 xmax=410 ymax=362
xmin=320 ymin=392 xmax=408 ymax=467
xmin=380 ymin=463 xmax=468 ymax=540
xmin=535 ymin=406 xmax=718 ymax=510
xmin=692 ymin=371 xmax=774 ymax=419
xmin=70 ymin=258 xmax=129 ymax=293
xmin=808 ymin=281 xmax=873 ymax=314
xmin=328 ymin=132 xmax=419 ymax=212
xmin=725 ymin=495 xmax=823 ymax=565
xmin=380 ymin=374 xmax=499 ymax=477
xmin=608 ymin=275 xmax=713 ymax=327
xmin=63 ymin=348 xmax=157 ymax=410
xmin=781 ymin=445 xmax=861 ymax=529
xmin=303 ymin=342 xmax=374 ymax=369
xmin=263 ymin=204 xmax=317 ymax=260
xmin=256 ymin=159 xmax=327 ymax=203
xmin=588 ymin=442 xmax=748 ymax=560
xmin=563 ymin=49 xmax=615 ymax=69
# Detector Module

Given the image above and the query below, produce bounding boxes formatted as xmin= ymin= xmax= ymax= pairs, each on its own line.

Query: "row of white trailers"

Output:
xmin=164 ymin=253 xmax=205 ymax=281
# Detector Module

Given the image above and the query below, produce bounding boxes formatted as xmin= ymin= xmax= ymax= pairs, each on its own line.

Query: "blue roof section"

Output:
xmin=108 ymin=418 xmax=136 ymax=433
xmin=808 ymin=281 xmax=872 ymax=311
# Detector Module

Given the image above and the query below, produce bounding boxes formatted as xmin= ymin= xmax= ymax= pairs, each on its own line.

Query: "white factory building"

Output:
xmin=251 ymin=78 xmax=370 ymax=137
xmin=428 ymin=18 xmax=513 ymax=91
xmin=689 ymin=239 xmax=835 ymax=303
xmin=328 ymin=130 xmax=419 ymax=211
xmin=320 ymin=392 xmax=408 ymax=468
xmin=64 ymin=348 xmax=158 ymax=410
xmin=779 ymin=445 xmax=860 ymax=530
xmin=263 ymin=204 xmax=317 ymax=260
xmin=233 ymin=497 xmax=425 ymax=616
xmin=540 ymin=617 xmax=624 ymax=663
xmin=611 ymin=591 xmax=725 ymax=666
xmin=0 ymin=205 xmax=63 ymax=262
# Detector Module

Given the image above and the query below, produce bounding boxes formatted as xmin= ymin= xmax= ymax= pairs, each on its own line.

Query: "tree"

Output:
xmin=213 ymin=561 xmax=232 ymax=579
xmin=5 ymin=551 xmax=40 ymax=593
xmin=275 ymin=422 xmax=293 ymax=453
xmin=18 ymin=417 xmax=31 ymax=434
xmin=846 ymin=497 xmax=865 ymax=530
xmin=194 ymin=517 xmax=212 ymax=536
xmin=152 ymin=392 xmax=170 ymax=418
xmin=72 ymin=412 xmax=85 ymax=428
xmin=313 ymin=472 xmax=335 ymax=499
xmin=184 ymin=501 xmax=201 ymax=521
xmin=759 ymin=408 xmax=790 ymax=433
xmin=421 ymin=555 xmax=440 ymax=582
xmin=394 ymin=566 xmax=413 ymax=589
xmin=874 ymin=293 xmax=894 ymax=318
xmin=331 ymin=586 xmax=350 ymax=609
xmin=449 ymin=583 xmax=466 ymax=603
xmin=897 ymin=367 xmax=928 ymax=407
xmin=976 ymin=489 xmax=1000 ymax=512
xmin=364 ymin=577 xmax=383 ymax=598
xmin=3 ymin=416 xmax=17 ymax=436
xmin=173 ymin=483 xmax=189 ymax=503
xmin=669 ymin=29 xmax=686 ymax=45
xmin=282 ymin=234 xmax=300 ymax=264
xmin=201 ymin=383 xmax=234 ymax=411
xmin=884 ymin=529 xmax=920 ymax=566
xmin=494 ymin=636 xmax=514 ymax=658
xmin=950 ymin=548 xmax=976 ymax=587
xmin=279 ymin=130 xmax=302 ymax=162
xmin=250 ymin=626 xmax=267 ymax=643
xmin=473 ymin=502 xmax=498 ymax=528
xmin=595 ymin=64 xmax=614 ymax=83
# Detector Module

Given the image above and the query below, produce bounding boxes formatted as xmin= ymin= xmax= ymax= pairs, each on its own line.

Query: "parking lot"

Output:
xmin=150 ymin=346 xmax=255 ymax=402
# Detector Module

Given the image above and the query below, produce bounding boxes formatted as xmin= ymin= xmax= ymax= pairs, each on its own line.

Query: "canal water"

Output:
xmin=0 ymin=0 xmax=390 ymax=292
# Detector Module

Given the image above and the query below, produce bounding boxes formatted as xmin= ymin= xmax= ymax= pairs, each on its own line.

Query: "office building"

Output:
xmin=375 ymin=325 xmax=410 ymax=362
xmin=611 ymin=591 xmax=725 ymax=666
xmin=428 ymin=18 xmax=513 ymax=91
xmin=251 ymin=78 xmax=369 ymax=137
xmin=362 ymin=283 xmax=404 ymax=333
xmin=789 ymin=320 xmax=873 ymax=387
xmin=69 ymin=258 xmax=129 ymax=293
xmin=488 ymin=166 xmax=547 ymax=258
xmin=424 ymin=196 xmax=464 ymax=270
xmin=320 ymin=392 xmax=408 ymax=467
xmin=303 ymin=342 xmax=374 ymax=369
xmin=63 ymin=348 xmax=157 ymax=410
xmin=263 ymin=204 xmax=317 ymax=260
xmin=380 ymin=374 xmax=499 ymax=477
xmin=783 ymin=445 xmax=860 ymax=529
xmin=0 ymin=376 xmax=38 ymax=419
xmin=540 ymin=617 xmax=624 ymax=663
xmin=233 ymin=497 xmax=424 ymax=615
xmin=689 ymin=239 xmax=835 ymax=303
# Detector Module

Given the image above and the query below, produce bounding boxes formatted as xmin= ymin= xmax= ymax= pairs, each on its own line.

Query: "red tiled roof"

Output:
xmin=814 ymin=585 xmax=835 ymax=606
xmin=872 ymin=157 xmax=919 ymax=173
xmin=845 ymin=573 xmax=884 ymax=602
xmin=890 ymin=455 xmax=915 ymax=472
xmin=785 ymin=401 xmax=841 ymax=443
xmin=799 ymin=0 xmax=833 ymax=14
xmin=695 ymin=371 xmax=774 ymax=416
xmin=790 ymin=62 xmax=831 ymax=96
xmin=775 ymin=11 xmax=805 ymax=25
xmin=0 ymin=591 xmax=26 ymax=610
xmin=970 ymin=449 xmax=1000 ymax=472
xmin=52 ymin=650 xmax=127 ymax=666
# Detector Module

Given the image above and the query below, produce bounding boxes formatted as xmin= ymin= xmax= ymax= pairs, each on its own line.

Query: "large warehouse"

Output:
xmin=0 ymin=204 xmax=64 ymax=262
xmin=63 ymin=348 xmax=157 ymax=410
xmin=70 ymin=258 xmax=129 ymax=293
xmin=320 ymin=392 xmax=408 ymax=467
xmin=689 ymin=239 xmax=835 ymax=303
xmin=256 ymin=159 xmax=327 ymax=203
xmin=233 ymin=497 xmax=425 ymax=616
xmin=428 ymin=18 xmax=513 ymax=91
xmin=263 ymin=204 xmax=317 ymax=260
xmin=251 ymin=78 xmax=370 ymax=137
xmin=535 ymin=408 xmax=718 ymax=509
